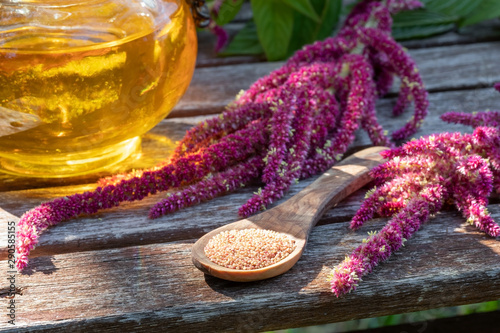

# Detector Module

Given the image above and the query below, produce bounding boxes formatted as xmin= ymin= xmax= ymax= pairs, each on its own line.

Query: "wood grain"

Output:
xmin=399 ymin=19 xmax=500 ymax=49
xmin=171 ymin=41 xmax=500 ymax=118
xmin=0 ymin=210 xmax=498 ymax=332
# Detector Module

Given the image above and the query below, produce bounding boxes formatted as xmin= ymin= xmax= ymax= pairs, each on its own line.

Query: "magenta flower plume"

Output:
xmin=16 ymin=0 xmax=430 ymax=271
xmin=149 ymin=156 xmax=264 ymax=219
xmin=207 ymin=0 xmax=230 ymax=53
xmin=210 ymin=24 xmax=229 ymax=53
xmin=440 ymin=83 xmax=500 ymax=129
xmin=331 ymin=185 xmax=444 ymax=297
xmin=330 ymin=123 xmax=500 ymax=297
xmin=441 ymin=110 xmax=500 ymax=128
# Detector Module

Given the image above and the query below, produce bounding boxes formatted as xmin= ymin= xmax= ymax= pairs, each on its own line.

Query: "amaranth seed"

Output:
xmin=204 ymin=228 xmax=296 ymax=270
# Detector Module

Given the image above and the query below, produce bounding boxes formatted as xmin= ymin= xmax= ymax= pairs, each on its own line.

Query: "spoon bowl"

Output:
xmin=192 ymin=146 xmax=388 ymax=282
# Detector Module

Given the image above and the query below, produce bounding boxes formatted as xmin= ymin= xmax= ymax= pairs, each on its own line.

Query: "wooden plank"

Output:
xmin=1 ymin=87 xmax=499 ymax=260
xmin=0 ymin=210 xmax=498 ymax=332
xmin=171 ymin=41 xmax=500 ymax=118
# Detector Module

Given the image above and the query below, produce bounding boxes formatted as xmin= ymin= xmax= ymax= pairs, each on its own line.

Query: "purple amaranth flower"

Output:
xmin=301 ymin=54 xmax=378 ymax=177
xmin=443 ymin=109 xmax=500 ymax=194
xmin=261 ymin=96 xmax=295 ymax=185
xmin=392 ymin=83 xmax=411 ymax=116
xmin=239 ymin=82 xmax=316 ymax=217
xmin=210 ymin=24 xmax=229 ymax=53
xmin=360 ymin=69 xmax=394 ymax=147
xmin=332 ymin=183 xmax=444 ymax=297
xmin=494 ymin=82 xmax=500 ymax=93
xmin=371 ymin=1 xmax=394 ymax=34
xmin=260 ymin=61 xmax=340 ymax=185
xmin=441 ymin=110 xmax=500 ymax=128
xmin=451 ymin=155 xmax=499 ymax=236
xmin=150 ymin=156 xmax=263 ymax=219
xmin=170 ymin=102 xmax=271 ymax=162
xmin=239 ymin=62 xmax=338 ymax=216
xmin=331 ymin=125 xmax=500 ymax=297
xmin=350 ymin=173 xmax=426 ymax=229
xmin=359 ymin=26 xmax=428 ymax=140
xmin=307 ymin=91 xmax=340 ymax=154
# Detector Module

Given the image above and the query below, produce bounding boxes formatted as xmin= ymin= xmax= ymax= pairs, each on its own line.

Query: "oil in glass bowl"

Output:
xmin=0 ymin=0 xmax=197 ymax=177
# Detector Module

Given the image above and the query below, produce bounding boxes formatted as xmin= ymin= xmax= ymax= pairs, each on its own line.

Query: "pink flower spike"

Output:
xmin=211 ymin=25 xmax=229 ymax=53
xmin=441 ymin=111 xmax=500 ymax=128
xmin=332 ymin=192 xmax=440 ymax=297
xmin=150 ymin=156 xmax=263 ymax=219
xmin=334 ymin=123 xmax=500 ymax=296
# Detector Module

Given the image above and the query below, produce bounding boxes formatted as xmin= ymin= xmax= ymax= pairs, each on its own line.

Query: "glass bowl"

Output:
xmin=0 ymin=0 xmax=197 ymax=177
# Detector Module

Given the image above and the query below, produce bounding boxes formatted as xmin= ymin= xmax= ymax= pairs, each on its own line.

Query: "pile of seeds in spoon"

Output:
xmin=16 ymin=0 xmax=428 ymax=271
xmin=204 ymin=229 xmax=296 ymax=270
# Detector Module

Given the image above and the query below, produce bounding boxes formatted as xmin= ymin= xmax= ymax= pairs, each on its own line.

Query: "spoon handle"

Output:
xmin=251 ymin=146 xmax=388 ymax=235
xmin=192 ymin=146 xmax=388 ymax=282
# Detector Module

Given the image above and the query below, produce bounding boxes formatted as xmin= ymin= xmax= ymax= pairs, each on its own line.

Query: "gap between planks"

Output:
xmin=173 ymin=41 xmax=500 ymax=118
xmin=0 ymin=213 xmax=498 ymax=332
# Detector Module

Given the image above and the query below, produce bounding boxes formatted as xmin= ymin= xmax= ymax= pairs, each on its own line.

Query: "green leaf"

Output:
xmin=214 ymin=0 xmax=244 ymax=26
xmin=287 ymin=12 xmax=317 ymax=54
xmin=280 ymin=0 xmax=321 ymax=22
xmin=459 ymin=0 xmax=500 ymax=27
xmin=393 ymin=9 xmax=458 ymax=28
xmin=422 ymin=0 xmax=481 ymax=18
xmin=392 ymin=23 xmax=455 ymax=40
xmin=218 ymin=21 xmax=264 ymax=56
xmin=251 ymin=0 xmax=294 ymax=61
xmin=287 ymin=0 xmax=341 ymax=55
xmin=315 ymin=0 xmax=342 ymax=40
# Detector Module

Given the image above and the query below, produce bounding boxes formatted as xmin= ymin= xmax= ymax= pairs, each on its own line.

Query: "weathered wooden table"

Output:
xmin=1 ymin=18 xmax=500 ymax=332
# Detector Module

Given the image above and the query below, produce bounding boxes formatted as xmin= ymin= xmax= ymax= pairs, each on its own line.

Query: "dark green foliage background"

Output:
xmin=208 ymin=0 xmax=500 ymax=60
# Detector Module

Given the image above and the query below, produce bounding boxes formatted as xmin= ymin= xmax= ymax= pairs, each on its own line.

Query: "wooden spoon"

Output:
xmin=192 ymin=146 xmax=388 ymax=282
